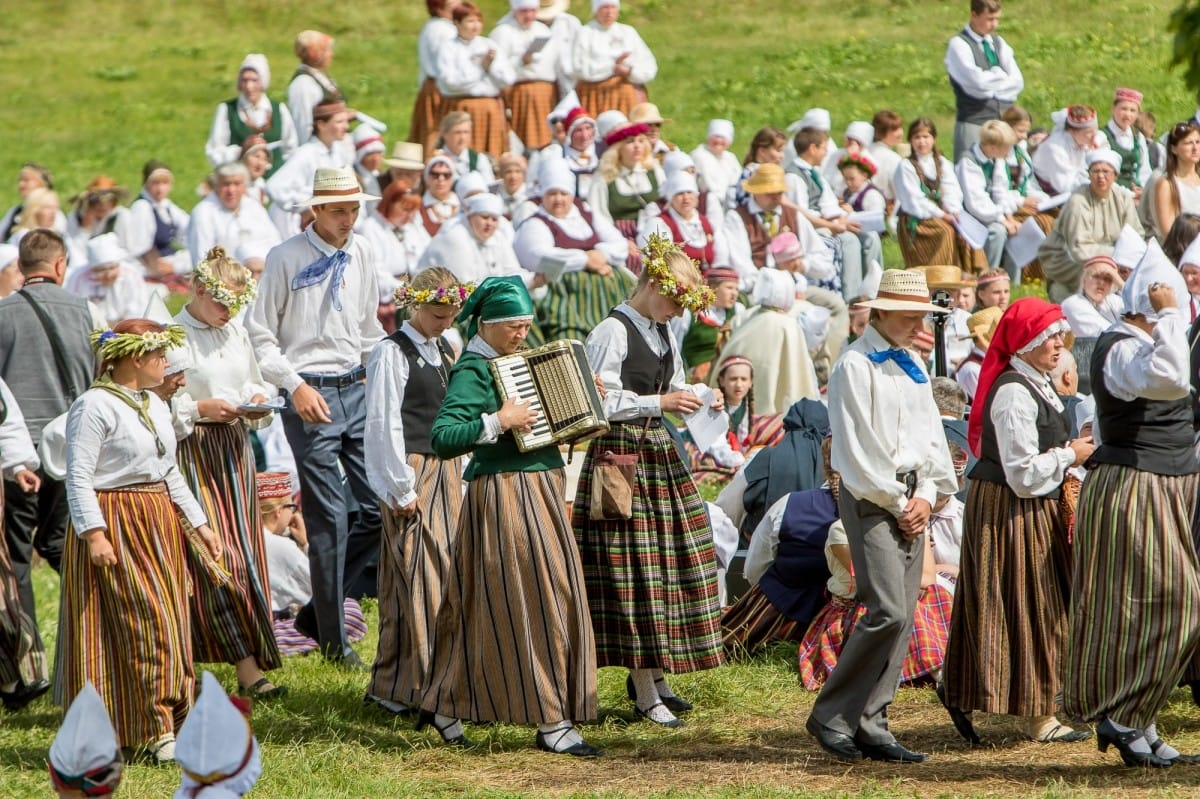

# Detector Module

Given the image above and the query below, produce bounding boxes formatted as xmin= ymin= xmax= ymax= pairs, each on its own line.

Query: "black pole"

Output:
xmin=931 ymin=289 xmax=953 ymax=378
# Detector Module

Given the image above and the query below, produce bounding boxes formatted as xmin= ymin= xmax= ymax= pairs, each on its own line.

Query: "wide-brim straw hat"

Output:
xmin=740 ymin=163 xmax=787 ymax=195
xmin=630 ymin=102 xmax=670 ymax=126
xmin=537 ymin=0 xmax=570 ymax=22
xmin=913 ymin=265 xmax=976 ymax=290
xmin=385 ymin=141 xmax=425 ymax=171
xmin=296 ymin=166 xmax=380 ymax=207
xmin=856 ymin=269 xmax=950 ymax=313
xmin=965 ymin=305 xmax=1003 ymax=345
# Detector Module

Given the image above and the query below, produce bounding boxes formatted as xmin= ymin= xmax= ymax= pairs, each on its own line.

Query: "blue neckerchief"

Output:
xmin=291 ymin=248 xmax=350 ymax=311
xmin=866 ymin=348 xmax=928 ymax=383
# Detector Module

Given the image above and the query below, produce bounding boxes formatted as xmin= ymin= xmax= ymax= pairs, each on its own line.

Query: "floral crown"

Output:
xmin=90 ymin=324 xmax=186 ymax=361
xmin=641 ymin=234 xmax=715 ymax=313
xmin=394 ymin=281 xmax=475 ymax=309
xmin=837 ymin=152 xmax=876 ymax=177
xmin=196 ymin=258 xmax=257 ymax=315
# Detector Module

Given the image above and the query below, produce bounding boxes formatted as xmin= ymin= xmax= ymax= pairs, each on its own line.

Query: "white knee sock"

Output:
xmin=1146 ymin=723 xmax=1179 ymax=759
xmin=433 ymin=713 xmax=464 ymax=741
xmin=538 ymin=721 xmax=583 ymax=751
xmin=631 ymin=669 xmax=677 ymax=724
xmin=1104 ymin=718 xmax=1152 ymax=754
xmin=650 ymin=668 xmax=679 ymax=699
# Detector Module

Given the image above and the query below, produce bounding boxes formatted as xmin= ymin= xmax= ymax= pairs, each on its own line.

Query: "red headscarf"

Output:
xmin=967 ymin=297 xmax=1067 ymax=456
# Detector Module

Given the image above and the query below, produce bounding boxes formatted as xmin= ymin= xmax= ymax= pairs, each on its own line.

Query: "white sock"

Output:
xmin=651 ymin=669 xmax=678 ymax=699
xmin=1104 ymin=718 xmax=1152 ymax=754
xmin=631 ymin=669 xmax=679 ymax=724
xmin=433 ymin=713 xmax=464 ymax=742
xmin=1146 ymin=724 xmax=1179 ymax=759
xmin=538 ymin=721 xmax=584 ymax=751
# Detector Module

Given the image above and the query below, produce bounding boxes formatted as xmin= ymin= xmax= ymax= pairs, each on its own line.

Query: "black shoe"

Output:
xmin=935 ymin=682 xmax=981 ymax=745
xmin=293 ymin=602 xmax=317 ymax=641
xmin=1097 ymin=722 xmax=1173 ymax=768
xmin=415 ymin=710 xmax=477 ymax=748
xmin=805 ymin=716 xmax=863 ymax=761
xmin=535 ymin=730 xmax=604 ymax=757
xmin=853 ymin=736 xmax=928 ymax=763
xmin=635 ymin=701 xmax=685 ymax=728
xmin=325 ymin=648 xmax=368 ymax=672
xmin=1150 ymin=738 xmax=1200 ymax=765
xmin=626 ymin=674 xmax=694 ymax=714
xmin=238 ymin=677 xmax=288 ymax=700
xmin=1 ymin=678 xmax=51 ymax=713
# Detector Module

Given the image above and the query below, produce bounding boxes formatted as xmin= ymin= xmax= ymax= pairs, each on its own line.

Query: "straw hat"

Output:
xmin=385 ymin=141 xmax=425 ymax=171
xmin=966 ymin=305 xmax=1003 ymax=346
xmin=855 ymin=269 xmax=950 ymax=313
xmin=297 ymin=167 xmax=379 ymax=207
xmin=913 ymin=265 xmax=975 ymax=290
xmin=740 ymin=163 xmax=787 ymax=195
xmin=537 ymin=0 xmax=570 ymax=22
xmin=629 ymin=102 xmax=670 ymax=126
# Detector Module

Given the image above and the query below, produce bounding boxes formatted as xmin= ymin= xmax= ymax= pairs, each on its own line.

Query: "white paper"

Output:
xmin=682 ymin=385 xmax=729 ymax=454
xmin=238 ymin=396 xmax=286 ymax=413
xmin=952 ymin=213 xmax=990 ymax=250
xmin=524 ymin=36 xmax=551 ymax=57
xmin=847 ymin=210 xmax=885 ymax=233
xmin=537 ymin=255 xmax=570 ymax=283
xmin=1004 ymin=215 xmax=1047 ymax=269
xmin=1037 ymin=193 xmax=1070 ymax=212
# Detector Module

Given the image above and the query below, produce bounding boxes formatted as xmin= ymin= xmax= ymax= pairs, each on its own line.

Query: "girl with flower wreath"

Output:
xmin=170 ymin=245 xmax=285 ymax=700
xmin=56 ymin=319 xmax=222 ymax=764
xmin=363 ymin=267 xmax=471 ymax=716
xmin=574 ymin=235 xmax=726 ymax=730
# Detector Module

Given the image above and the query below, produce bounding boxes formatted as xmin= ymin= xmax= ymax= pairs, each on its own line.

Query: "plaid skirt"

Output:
xmin=535 ymin=268 xmax=636 ymax=343
xmin=439 ymin=96 xmax=508 ymax=160
xmin=0 ymin=487 xmax=46 ymax=687
xmin=507 ymin=80 xmax=557 ymax=150
xmin=575 ymin=76 xmax=640 ymax=118
xmin=409 ymin=77 xmax=444 ymax=158
xmin=685 ymin=413 xmax=785 ymax=491
xmin=612 ymin=218 xmax=644 ymax=274
xmin=573 ymin=424 xmax=724 ymax=672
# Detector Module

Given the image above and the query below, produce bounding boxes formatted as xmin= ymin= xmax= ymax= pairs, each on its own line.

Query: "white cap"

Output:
xmin=538 ymin=158 xmax=576 ymax=195
xmin=49 ymin=682 xmax=120 ymax=778
xmin=662 ymin=172 xmax=699 ymax=201
xmin=845 ymin=121 xmax=875 ymax=148
xmin=86 ymin=233 xmax=128 ymax=269
xmin=707 ymin=119 xmax=734 ymax=144
xmin=592 ymin=0 xmax=619 ymax=12
xmin=595 ymin=110 xmax=629 ymax=141
xmin=1182 ymin=233 xmax=1200 ymax=269
xmin=662 ymin=149 xmax=695 ymax=178
xmin=1111 ymin=225 xmax=1147 ymax=269
xmin=795 ymin=108 xmax=832 ymax=133
xmin=239 ymin=53 xmax=270 ymax=90
xmin=511 ymin=0 xmax=539 ymax=8
xmin=0 ymin=242 xmax=17 ymax=267
xmin=454 ymin=171 xmax=488 ymax=201
xmin=144 ymin=294 xmax=193 ymax=375
xmin=1122 ymin=238 xmax=1188 ymax=320
xmin=352 ymin=124 xmax=385 ymax=158
xmin=752 ymin=267 xmax=796 ymax=312
xmin=175 ymin=673 xmax=261 ymax=794
xmin=1085 ymin=148 xmax=1122 ymax=173
xmin=465 ymin=193 xmax=505 ymax=217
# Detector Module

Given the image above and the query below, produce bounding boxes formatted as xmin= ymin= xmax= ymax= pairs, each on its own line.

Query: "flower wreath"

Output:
xmin=394 ymin=281 xmax=476 ymax=309
xmin=641 ymin=233 xmax=715 ymax=313
xmin=837 ymin=151 xmax=877 ymax=178
xmin=90 ymin=325 xmax=187 ymax=361
xmin=196 ymin=259 xmax=257 ymax=315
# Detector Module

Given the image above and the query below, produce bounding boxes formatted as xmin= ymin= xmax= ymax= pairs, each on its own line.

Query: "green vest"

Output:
xmin=226 ymin=98 xmax=285 ymax=176
xmin=1101 ymin=126 xmax=1142 ymax=189
xmin=681 ymin=314 xmax=720 ymax=370
xmin=607 ymin=170 xmax=659 ymax=221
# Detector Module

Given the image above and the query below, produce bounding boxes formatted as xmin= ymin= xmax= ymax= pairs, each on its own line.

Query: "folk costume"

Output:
xmin=572 ymin=4 xmax=657 ymax=118
xmin=491 ymin=6 xmax=561 ymax=151
xmin=410 ymin=14 xmax=457 ymax=157
xmin=206 ymin=54 xmax=298 ymax=175
xmin=944 ymin=21 xmax=1024 ymax=160
xmin=894 ymin=151 xmax=980 ymax=271
xmin=436 ymin=32 xmax=515 ymax=160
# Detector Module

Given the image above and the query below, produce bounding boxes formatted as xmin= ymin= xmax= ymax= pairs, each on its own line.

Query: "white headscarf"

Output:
xmin=1122 ymin=238 xmax=1188 ymax=321
xmin=752 ymin=267 xmax=795 ymax=312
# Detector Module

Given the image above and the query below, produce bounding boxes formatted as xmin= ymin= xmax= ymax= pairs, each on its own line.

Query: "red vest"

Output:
xmin=658 ymin=210 xmax=716 ymax=268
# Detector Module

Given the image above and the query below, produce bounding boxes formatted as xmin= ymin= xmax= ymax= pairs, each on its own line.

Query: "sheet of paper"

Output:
xmin=952 ymin=213 xmax=990 ymax=250
xmin=237 ymin=396 xmax=286 ymax=413
xmin=682 ymin=384 xmax=729 ymax=454
xmin=524 ymin=36 xmax=551 ymax=57
xmin=537 ymin=255 xmax=570 ymax=283
xmin=847 ymin=210 xmax=885 ymax=233
xmin=1037 ymin=193 xmax=1070 ymax=212
xmin=1004 ymin=215 xmax=1047 ymax=269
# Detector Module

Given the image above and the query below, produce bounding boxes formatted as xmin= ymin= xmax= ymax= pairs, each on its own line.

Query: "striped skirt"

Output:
xmin=178 ymin=422 xmax=280 ymax=671
xmin=369 ymin=453 xmax=463 ymax=706
xmin=612 ymin=218 xmax=644 ymax=273
xmin=421 ymin=469 xmax=597 ymax=724
xmin=1064 ymin=464 xmax=1200 ymax=729
xmin=408 ymin=77 xmax=443 ymax=159
xmin=439 ymin=96 xmax=508 ymax=160
xmin=1012 ymin=209 xmax=1056 ymax=283
xmin=507 ymin=80 xmax=557 ymax=150
xmin=54 ymin=486 xmax=192 ymax=748
xmin=535 ymin=268 xmax=636 ymax=343
xmin=274 ymin=598 xmax=367 ymax=656
xmin=573 ymin=424 xmax=724 ymax=672
xmin=943 ymin=479 xmax=1072 ymax=716
xmin=0 ymin=488 xmax=46 ymax=687
xmin=798 ymin=586 xmax=953 ymax=691
xmin=720 ymin=585 xmax=803 ymax=657
xmin=575 ymin=76 xmax=640 ymax=119
xmin=898 ymin=214 xmax=985 ymax=272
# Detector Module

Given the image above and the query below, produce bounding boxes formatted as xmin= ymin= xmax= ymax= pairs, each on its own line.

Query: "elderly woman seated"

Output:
xmin=1061 ymin=255 xmax=1125 ymax=338
xmin=417 ymin=193 xmax=532 ymax=289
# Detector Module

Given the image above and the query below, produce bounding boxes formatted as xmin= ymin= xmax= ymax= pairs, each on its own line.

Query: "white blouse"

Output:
xmin=66 ymin=386 xmax=207 ymax=534
xmin=490 ymin=17 xmax=560 ymax=84
xmin=586 ymin=302 xmax=687 ymax=421
xmin=65 ymin=262 xmax=149 ymax=328
xmin=186 ymin=194 xmax=281 ymax=270
xmin=894 ymin=153 xmax=964 ymax=219
xmin=357 ymin=211 xmax=430 ymax=304
xmin=417 ymin=17 xmax=457 ymax=86
xmin=989 ymin=358 xmax=1074 ymax=499
xmin=205 ymin=95 xmax=299 ymax=168
xmin=264 ymin=530 xmax=311 ymax=611
xmin=1032 ymin=128 xmax=1107 ymax=197
xmin=436 ymin=35 xmax=515 ymax=98
xmin=823 ymin=519 xmax=854 ymax=599
xmin=571 ymin=20 xmax=657 ymax=84
xmin=513 ymin=206 xmax=628 ymax=274
xmin=587 ymin=164 xmax=665 ymax=227
xmin=637 ymin=207 xmax=731 ymax=269
xmin=0 ymin=378 xmax=39 ymax=479
xmin=1061 ymin=292 xmax=1123 ymax=339
xmin=265 ymin=139 xmax=351 ymax=213
xmin=416 ymin=220 xmax=532 ymax=288
xmin=1099 ymin=312 xmax=1190 ymax=406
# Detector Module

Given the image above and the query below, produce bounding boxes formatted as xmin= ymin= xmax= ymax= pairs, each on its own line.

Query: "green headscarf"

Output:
xmin=457 ymin=275 xmax=535 ymax=339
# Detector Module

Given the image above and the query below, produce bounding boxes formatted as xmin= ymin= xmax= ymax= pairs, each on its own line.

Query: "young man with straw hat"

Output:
xmin=247 ymin=166 xmax=384 ymax=667
xmin=807 ymin=268 xmax=957 ymax=763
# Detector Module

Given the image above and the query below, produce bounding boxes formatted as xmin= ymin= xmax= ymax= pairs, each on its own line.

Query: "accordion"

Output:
xmin=489 ymin=339 xmax=610 ymax=452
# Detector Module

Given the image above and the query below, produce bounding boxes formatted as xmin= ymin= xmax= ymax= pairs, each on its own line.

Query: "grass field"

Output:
xmin=4 ymin=1 xmax=1200 ymax=796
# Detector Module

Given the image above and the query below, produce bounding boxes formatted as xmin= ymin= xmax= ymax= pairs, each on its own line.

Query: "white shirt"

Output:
xmin=65 ymin=261 xmax=149 ymax=327
xmin=586 ymin=302 xmax=687 ymax=421
xmin=417 ymin=16 xmax=458 ymax=86
xmin=205 ymin=94 xmax=299 ymax=168
xmin=989 ymin=358 xmax=1074 ymax=499
xmin=187 ymin=194 xmax=281 ymax=268
xmin=65 ymin=386 xmax=207 ymax=534
xmin=514 ymin=206 xmax=627 ymax=274
xmin=945 ymin=306 xmax=972 ymax=369
xmin=416 ymin=219 xmax=532 ymax=288
xmin=786 ymin=158 xmax=844 ymax=219
xmin=0 ymin=378 xmax=39 ymax=478
xmin=247 ymin=225 xmax=385 ymax=392
xmin=828 ymin=324 xmax=958 ymax=517
xmin=436 ymin=35 xmax=515 ymax=98
xmin=895 ymin=153 xmax=964 ymax=218
xmin=637 ymin=207 xmax=731 ymax=269
xmin=356 ymin=211 xmax=430 ymax=304
xmin=1061 ymin=292 xmax=1124 ymax=339
xmin=867 ymin=142 xmax=903 ymax=202
xmin=1033 ymin=127 xmax=1108 ymax=197
xmin=546 ymin=12 xmax=582 ymax=92
xmin=446 ymin=147 xmax=496 ymax=183
xmin=364 ymin=322 xmax=445 ymax=508
xmin=743 ymin=492 xmax=792 ymax=588
xmin=264 ymin=530 xmax=312 ymax=611
xmin=723 ymin=199 xmax=835 ymax=289
xmin=690 ymin=145 xmax=743 ymax=211
xmin=172 ymin=306 xmax=276 ymax=437
xmin=491 ymin=17 xmax=559 ymax=84
xmin=126 ymin=192 xmax=192 ymax=273
xmin=943 ymin=26 xmax=1024 ymax=103
xmin=956 ymin=144 xmax=1015 ymax=223
xmin=929 ymin=495 xmax=964 ymax=594
xmin=287 ymin=67 xmax=349 ymax=152
xmin=1098 ymin=312 xmax=1190 ymax=405
xmin=572 ymin=20 xmax=657 ymax=84
xmin=1105 ymin=119 xmax=1152 ymax=187
xmin=956 ymin=348 xmax=983 ymax=400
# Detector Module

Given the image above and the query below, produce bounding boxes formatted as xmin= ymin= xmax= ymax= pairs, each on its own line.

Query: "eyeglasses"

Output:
xmin=428 ymin=171 xmax=453 ymax=180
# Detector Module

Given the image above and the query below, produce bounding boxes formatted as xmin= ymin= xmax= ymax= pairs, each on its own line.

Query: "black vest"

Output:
xmin=149 ymin=202 xmax=180 ymax=257
xmin=1191 ymin=321 xmax=1200 ymax=429
xmin=969 ymin=369 xmax=1070 ymax=498
xmin=948 ymin=30 xmax=1013 ymax=125
xmin=388 ymin=329 xmax=453 ymax=455
xmin=610 ymin=310 xmax=670 ymax=425
xmin=1090 ymin=331 xmax=1200 ymax=475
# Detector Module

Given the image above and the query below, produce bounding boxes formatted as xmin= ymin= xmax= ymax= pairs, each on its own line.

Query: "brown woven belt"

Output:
xmin=101 ymin=481 xmax=168 ymax=494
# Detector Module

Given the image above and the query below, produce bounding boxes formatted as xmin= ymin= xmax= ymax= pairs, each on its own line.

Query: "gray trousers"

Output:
xmin=810 ymin=491 xmax=924 ymax=745
xmin=281 ymin=379 xmax=382 ymax=658
xmin=954 ymin=122 xmax=983 ymax=163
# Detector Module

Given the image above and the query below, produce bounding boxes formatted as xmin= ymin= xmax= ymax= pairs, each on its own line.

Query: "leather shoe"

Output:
xmin=626 ymin=674 xmax=693 ymax=714
xmin=1 ymin=678 xmax=51 ymax=713
xmin=293 ymin=602 xmax=317 ymax=640
xmin=854 ymin=736 xmax=928 ymax=763
xmin=535 ymin=730 xmax=604 ymax=757
xmin=935 ymin=682 xmax=981 ymax=746
xmin=805 ymin=716 xmax=863 ymax=761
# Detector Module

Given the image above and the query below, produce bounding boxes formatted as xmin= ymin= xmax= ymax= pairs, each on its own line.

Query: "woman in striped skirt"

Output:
xmin=56 ymin=319 xmax=221 ymax=764
xmin=421 ymin=276 xmax=600 ymax=757
xmin=575 ymin=236 xmax=724 ymax=729
xmin=364 ymin=268 xmax=469 ymax=715
xmin=513 ymin=158 xmax=633 ymax=342
xmin=171 ymin=246 xmax=283 ymax=699
xmin=942 ymin=298 xmax=1094 ymax=744
xmin=1064 ymin=249 xmax=1200 ymax=767
xmin=588 ymin=121 xmax=665 ymax=274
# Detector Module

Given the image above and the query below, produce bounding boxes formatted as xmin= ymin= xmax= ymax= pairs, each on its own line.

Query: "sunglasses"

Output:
xmin=428 ymin=171 xmax=453 ymax=179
